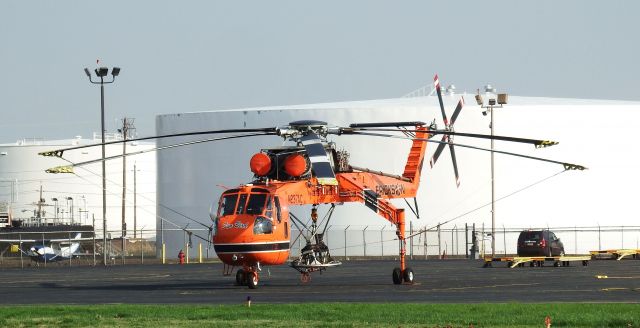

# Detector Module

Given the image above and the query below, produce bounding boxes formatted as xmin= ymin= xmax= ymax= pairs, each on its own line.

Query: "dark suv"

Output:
xmin=517 ymin=230 xmax=565 ymax=257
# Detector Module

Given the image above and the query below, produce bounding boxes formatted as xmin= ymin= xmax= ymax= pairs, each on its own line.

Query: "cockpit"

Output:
xmin=214 ymin=187 xmax=282 ymax=235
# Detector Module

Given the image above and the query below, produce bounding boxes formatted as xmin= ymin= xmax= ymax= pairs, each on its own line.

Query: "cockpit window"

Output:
xmin=219 ymin=194 xmax=238 ymax=217
xmin=236 ymin=194 xmax=248 ymax=214
xmin=246 ymin=193 xmax=268 ymax=215
xmin=264 ymin=196 xmax=273 ymax=218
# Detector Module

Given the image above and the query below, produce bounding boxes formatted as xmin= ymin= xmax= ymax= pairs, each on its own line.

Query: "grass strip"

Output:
xmin=0 ymin=303 xmax=638 ymax=327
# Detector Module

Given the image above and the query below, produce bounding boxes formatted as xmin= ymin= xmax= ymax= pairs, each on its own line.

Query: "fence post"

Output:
xmin=437 ymin=223 xmax=441 ymax=258
xmin=410 ymin=221 xmax=413 ymax=260
xmin=92 ymin=214 xmax=96 ymax=266
xmin=451 ymin=225 xmax=455 ymax=256
xmin=344 ymin=225 xmax=349 ymax=259
xmin=465 ymin=223 xmax=468 ymax=259
xmin=68 ymin=232 xmax=72 ymax=267
xmin=141 ymin=228 xmax=144 ymax=264
xmin=19 ymin=233 xmax=23 ymax=269
xmin=621 ymin=225 xmax=624 ymax=249
xmin=424 ymin=228 xmax=428 ymax=260
xmin=598 ymin=224 xmax=601 ymax=250
xmin=575 ymin=226 xmax=578 ymax=255
xmin=503 ymin=225 xmax=507 ymax=256
xmin=380 ymin=225 xmax=384 ymax=258
xmin=363 ymin=226 xmax=368 ymax=257
xmin=42 ymin=232 xmax=46 ymax=267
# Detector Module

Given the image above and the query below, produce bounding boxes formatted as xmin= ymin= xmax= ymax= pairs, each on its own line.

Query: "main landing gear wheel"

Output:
xmin=392 ymin=267 xmax=402 ymax=285
xmin=247 ymin=272 xmax=259 ymax=289
xmin=235 ymin=269 xmax=245 ymax=286
xmin=403 ymin=267 xmax=415 ymax=284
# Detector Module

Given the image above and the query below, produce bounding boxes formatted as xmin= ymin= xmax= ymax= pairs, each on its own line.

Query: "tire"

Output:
xmin=403 ymin=267 xmax=415 ymax=284
xmin=392 ymin=267 xmax=402 ymax=285
xmin=235 ymin=269 xmax=245 ymax=286
xmin=247 ymin=272 xmax=259 ymax=289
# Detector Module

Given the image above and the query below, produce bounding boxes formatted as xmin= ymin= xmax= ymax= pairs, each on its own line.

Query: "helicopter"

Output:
xmin=41 ymin=74 xmax=585 ymax=289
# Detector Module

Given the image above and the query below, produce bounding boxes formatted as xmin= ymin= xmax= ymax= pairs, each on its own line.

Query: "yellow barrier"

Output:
xmin=162 ymin=243 xmax=166 ymax=264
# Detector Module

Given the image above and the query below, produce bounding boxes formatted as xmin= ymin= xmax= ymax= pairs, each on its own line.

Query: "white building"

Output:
xmin=0 ymin=134 xmax=156 ymax=238
xmin=156 ymin=94 xmax=640 ymax=256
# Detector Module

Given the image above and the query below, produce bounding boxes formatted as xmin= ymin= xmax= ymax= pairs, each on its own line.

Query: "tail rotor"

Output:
xmin=429 ymin=74 xmax=464 ymax=187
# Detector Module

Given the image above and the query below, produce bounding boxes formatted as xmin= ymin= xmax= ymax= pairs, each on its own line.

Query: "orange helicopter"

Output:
xmin=41 ymin=74 xmax=585 ymax=289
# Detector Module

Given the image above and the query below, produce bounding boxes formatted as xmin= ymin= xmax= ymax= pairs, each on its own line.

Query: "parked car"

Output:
xmin=517 ymin=230 xmax=565 ymax=257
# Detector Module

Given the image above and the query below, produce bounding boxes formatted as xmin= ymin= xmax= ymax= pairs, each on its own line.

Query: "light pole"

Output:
xmin=84 ymin=66 xmax=120 ymax=266
xmin=475 ymin=85 xmax=508 ymax=258
xmin=66 ymin=197 xmax=74 ymax=225
xmin=51 ymin=198 xmax=58 ymax=223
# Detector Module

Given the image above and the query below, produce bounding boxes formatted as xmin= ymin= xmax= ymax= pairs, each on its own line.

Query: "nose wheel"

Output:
xmin=236 ymin=267 xmax=260 ymax=289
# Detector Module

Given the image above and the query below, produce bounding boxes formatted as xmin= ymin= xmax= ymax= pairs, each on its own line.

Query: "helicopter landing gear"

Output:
xmin=391 ymin=210 xmax=415 ymax=285
xmin=237 ymin=265 xmax=261 ymax=289
xmin=392 ymin=267 xmax=415 ymax=284
xmin=247 ymin=271 xmax=259 ymax=289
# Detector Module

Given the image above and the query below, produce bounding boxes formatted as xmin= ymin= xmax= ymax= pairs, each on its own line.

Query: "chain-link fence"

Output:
xmin=2 ymin=224 xmax=638 ymax=268
xmin=289 ymin=224 xmax=640 ymax=259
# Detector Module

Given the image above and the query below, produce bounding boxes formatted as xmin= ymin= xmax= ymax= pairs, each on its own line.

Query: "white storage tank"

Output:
xmin=156 ymin=95 xmax=640 ymax=256
xmin=0 ymin=133 xmax=156 ymax=237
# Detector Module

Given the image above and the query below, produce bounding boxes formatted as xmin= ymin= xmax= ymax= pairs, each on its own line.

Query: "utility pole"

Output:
xmin=119 ymin=117 xmax=135 ymax=265
xmin=133 ymin=162 xmax=137 ymax=239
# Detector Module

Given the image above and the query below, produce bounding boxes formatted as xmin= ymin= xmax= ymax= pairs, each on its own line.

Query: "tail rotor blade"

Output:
xmin=429 ymin=135 xmax=448 ymax=168
xmin=449 ymin=143 xmax=460 ymax=188
xmin=434 ymin=74 xmax=449 ymax=126
xmin=449 ymin=97 xmax=465 ymax=126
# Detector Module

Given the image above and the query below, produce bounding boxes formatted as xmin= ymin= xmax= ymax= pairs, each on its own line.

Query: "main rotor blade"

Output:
xmin=449 ymin=143 xmax=461 ymax=188
xmin=449 ymin=98 xmax=464 ymax=125
xmin=340 ymin=131 xmax=587 ymax=170
xmin=300 ymin=132 xmax=338 ymax=185
xmin=46 ymin=133 xmax=274 ymax=171
xmin=347 ymin=128 xmax=558 ymax=148
xmin=39 ymin=127 xmax=278 ymax=158
xmin=429 ymin=136 xmax=448 ymax=168
xmin=434 ymin=74 xmax=449 ymax=126
xmin=348 ymin=121 xmax=426 ymax=128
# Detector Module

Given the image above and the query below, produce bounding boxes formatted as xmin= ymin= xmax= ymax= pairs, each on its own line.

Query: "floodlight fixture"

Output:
xmin=488 ymin=99 xmax=496 ymax=106
xmin=111 ymin=67 xmax=120 ymax=77
xmin=96 ymin=67 xmax=109 ymax=77
xmin=84 ymin=68 xmax=91 ymax=78
xmin=475 ymin=94 xmax=484 ymax=106
xmin=497 ymin=93 xmax=508 ymax=105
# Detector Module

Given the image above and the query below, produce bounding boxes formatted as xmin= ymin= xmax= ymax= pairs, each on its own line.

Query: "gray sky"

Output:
xmin=1 ymin=1 xmax=638 ymax=141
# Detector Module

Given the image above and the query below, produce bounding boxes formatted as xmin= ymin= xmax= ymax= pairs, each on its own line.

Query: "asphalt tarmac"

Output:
xmin=1 ymin=259 xmax=638 ymax=304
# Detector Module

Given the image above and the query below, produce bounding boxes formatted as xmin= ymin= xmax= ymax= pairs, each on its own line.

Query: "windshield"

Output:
xmin=218 ymin=194 xmax=238 ymax=217
xmin=218 ymin=192 xmax=269 ymax=216
xmin=246 ymin=193 xmax=268 ymax=215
